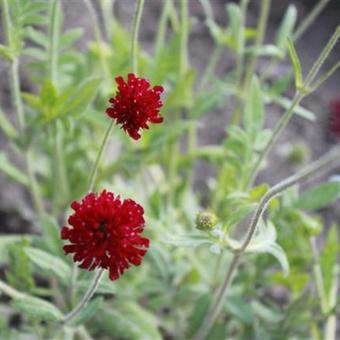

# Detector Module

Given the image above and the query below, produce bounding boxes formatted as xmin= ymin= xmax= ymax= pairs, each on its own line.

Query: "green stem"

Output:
xmin=194 ymin=145 xmax=340 ymax=340
xmin=48 ymin=0 xmax=59 ymax=85
xmin=61 ymin=269 xmax=104 ymax=324
xmin=131 ymin=0 xmax=145 ymax=74
xmin=310 ymin=237 xmax=328 ymax=313
xmin=310 ymin=60 xmax=340 ymax=92
xmin=243 ymin=0 xmax=271 ymax=92
xmin=303 ymin=26 xmax=340 ymax=87
xmin=247 ymin=26 xmax=340 ymax=187
xmin=199 ymin=46 xmax=222 ymax=91
xmin=293 ymin=0 xmax=331 ymax=42
xmin=324 ymin=265 xmax=339 ymax=340
xmin=88 ymin=120 xmax=114 ymax=192
xmin=154 ymin=0 xmax=171 ymax=60
xmin=83 ymin=0 xmax=111 ymax=80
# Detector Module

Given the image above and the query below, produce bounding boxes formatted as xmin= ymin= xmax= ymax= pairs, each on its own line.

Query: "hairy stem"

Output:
xmin=62 ymin=269 xmax=104 ymax=324
xmin=247 ymin=26 xmax=340 ymax=187
xmin=88 ymin=120 xmax=114 ymax=192
xmin=194 ymin=145 xmax=340 ymax=339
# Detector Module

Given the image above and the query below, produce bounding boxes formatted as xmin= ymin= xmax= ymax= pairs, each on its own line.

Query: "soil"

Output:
xmin=0 ymin=0 xmax=339 ymax=233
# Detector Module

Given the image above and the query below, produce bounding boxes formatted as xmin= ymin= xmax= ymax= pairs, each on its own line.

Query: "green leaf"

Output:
xmin=296 ymin=181 xmax=340 ymax=210
xmin=0 ymin=235 xmax=33 ymax=265
xmin=0 ymin=44 xmax=14 ymax=61
xmin=24 ymin=247 xmax=71 ymax=283
xmin=244 ymin=76 xmax=264 ymax=132
xmin=0 ymin=108 xmax=17 ymax=139
xmin=40 ymin=215 xmax=64 ymax=257
xmin=272 ymin=96 xmax=316 ymax=121
xmin=187 ymin=293 xmax=211 ymax=337
xmin=245 ymin=45 xmax=284 ymax=59
xmin=40 ymin=79 xmax=58 ymax=110
xmin=59 ymin=78 xmax=102 ymax=118
xmin=226 ymin=3 xmax=244 ymax=55
xmin=163 ymin=233 xmax=212 ymax=248
xmin=276 ymin=5 xmax=297 ymax=52
xmin=0 ymin=152 xmax=29 ymax=186
xmin=97 ymin=301 xmax=162 ymax=340
xmin=251 ymin=301 xmax=282 ymax=323
xmin=70 ymin=297 xmax=103 ymax=326
xmin=225 ymin=297 xmax=254 ymax=324
xmin=13 ymin=295 xmax=62 ymax=321
xmin=60 ymin=28 xmax=83 ymax=49
xmin=25 ymin=27 xmax=48 ymax=47
xmin=287 ymin=38 xmax=303 ymax=89
xmin=320 ymin=225 xmax=339 ymax=295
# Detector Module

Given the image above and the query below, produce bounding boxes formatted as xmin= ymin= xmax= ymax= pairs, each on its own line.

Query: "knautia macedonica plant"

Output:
xmin=0 ymin=0 xmax=339 ymax=339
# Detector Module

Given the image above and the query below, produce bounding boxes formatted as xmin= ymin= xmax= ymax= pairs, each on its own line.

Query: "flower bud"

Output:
xmin=196 ymin=211 xmax=218 ymax=231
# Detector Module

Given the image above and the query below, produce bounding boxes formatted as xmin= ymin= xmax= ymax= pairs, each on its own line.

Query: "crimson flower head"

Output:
xmin=330 ymin=98 xmax=340 ymax=138
xmin=106 ymin=73 xmax=164 ymax=140
xmin=61 ymin=190 xmax=149 ymax=281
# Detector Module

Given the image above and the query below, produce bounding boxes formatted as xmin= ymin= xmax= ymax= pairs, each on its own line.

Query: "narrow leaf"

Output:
xmin=287 ymin=38 xmax=303 ymax=89
xmin=296 ymin=181 xmax=340 ymax=210
xmin=0 ymin=152 xmax=29 ymax=186
xmin=244 ymin=76 xmax=264 ymax=132
xmin=276 ymin=5 xmax=297 ymax=51
xmin=25 ymin=247 xmax=71 ymax=282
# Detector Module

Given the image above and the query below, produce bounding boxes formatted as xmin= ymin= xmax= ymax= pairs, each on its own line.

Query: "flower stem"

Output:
xmin=247 ymin=25 xmax=340 ymax=188
xmin=88 ymin=120 xmax=114 ymax=192
xmin=61 ymin=269 xmax=104 ymax=324
xmin=131 ymin=0 xmax=145 ymax=74
xmin=194 ymin=145 xmax=340 ymax=339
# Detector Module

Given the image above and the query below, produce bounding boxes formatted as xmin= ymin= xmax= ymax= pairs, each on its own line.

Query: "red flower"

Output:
xmin=61 ymin=190 xmax=149 ymax=281
xmin=106 ymin=73 xmax=164 ymax=140
xmin=330 ymin=98 xmax=340 ymax=138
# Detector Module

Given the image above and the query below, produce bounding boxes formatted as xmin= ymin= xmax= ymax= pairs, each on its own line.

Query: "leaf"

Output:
xmin=296 ymin=181 xmax=340 ymax=210
xmin=225 ymin=297 xmax=254 ymax=324
xmin=287 ymin=38 xmax=303 ymax=89
xmin=162 ymin=233 xmax=212 ymax=248
xmin=60 ymin=28 xmax=83 ymax=49
xmin=59 ymin=78 xmax=102 ymax=118
xmin=245 ymin=45 xmax=284 ymax=59
xmin=40 ymin=79 xmax=58 ymax=109
xmin=276 ymin=5 xmax=297 ymax=52
xmin=251 ymin=301 xmax=282 ymax=323
xmin=25 ymin=27 xmax=48 ymax=47
xmin=272 ymin=96 xmax=316 ymax=121
xmin=0 ymin=44 xmax=14 ymax=61
xmin=244 ymin=76 xmax=264 ymax=133
xmin=0 ymin=235 xmax=33 ymax=265
xmin=0 ymin=152 xmax=29 ymax=186
xmin=226 ymin=3 xmax=244 ymax=55
xmin=96 ymin=301 xmax=162 ymax=340
xmin=187 ymin=293 xmax=211 ymax=337
xmin=13 ymin=295 xmax=62 ymax=321
xmin=69 ymin=297 xmax=103 ymax=326
xmin=0 ymin=108 xmax=17 ymax=139
xmin=40 ymin=215 xmax=64 ymax=257
xmin=320 ymin=225 xmax=339 ymax=295
xmin=24 ymin=247 xmax=71 ymax=283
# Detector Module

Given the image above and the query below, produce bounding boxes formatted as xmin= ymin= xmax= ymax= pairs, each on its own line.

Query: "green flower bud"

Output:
xmin=196 ymin=211 xmax=218 ymax=231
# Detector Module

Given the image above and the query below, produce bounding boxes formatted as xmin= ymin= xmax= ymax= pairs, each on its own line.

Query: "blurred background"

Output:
xmin=0 ymin=0 xmax=339 ymax=236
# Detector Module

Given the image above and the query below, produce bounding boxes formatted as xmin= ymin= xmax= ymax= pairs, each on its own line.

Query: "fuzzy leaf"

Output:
xmin=0 ymin=152 xmax=29 ymax=186
xmin=296 ymin=181 xmax=340 ymax=210
xmin=287 ymin=39 xmax=303 ymax=89
xmin=13 ymin=295 xmax=63 ymax=321
xmin=25 ymin=247 xmax=71 ymax=282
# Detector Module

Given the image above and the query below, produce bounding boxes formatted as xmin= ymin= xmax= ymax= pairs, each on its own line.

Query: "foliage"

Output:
xmin=0 ymin=0 xmax=339 ymax=339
